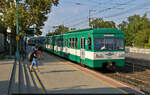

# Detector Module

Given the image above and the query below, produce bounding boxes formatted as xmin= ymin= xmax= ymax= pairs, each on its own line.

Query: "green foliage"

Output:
xmin=120 ymin=13 xmax=150 ymax=48
xmin=145 ymin=38 xmax=150 ymax=48
xmin=54 ymin=25 xmax=69 ymax=34
xmin=70 ymin=27 xmax=76 ymax=31
xmin=0 ymin=0 xmax=59 ymax=36
xmin=46 ymin=25 xmax=69 ymax=36
xmin=134 ymin=29 xmax=150 ymax=47
xmin=90 ymin=18 xmax=117 ymax=29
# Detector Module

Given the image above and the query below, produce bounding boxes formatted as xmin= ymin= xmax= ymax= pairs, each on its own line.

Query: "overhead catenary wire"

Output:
xmin=67 ymin=0 xmax=150 ymax=29
xmin=56 ymin=0 xmax=114 ymax=26
xmin=47 ymin=0 xmax=150 ymax=32
xmin=64 ymin=0 xmax=137 ymax=27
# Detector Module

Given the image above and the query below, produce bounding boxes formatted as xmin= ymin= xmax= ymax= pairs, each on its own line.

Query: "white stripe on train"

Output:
xmin=45 ymin=44 xmax=125 ymax=60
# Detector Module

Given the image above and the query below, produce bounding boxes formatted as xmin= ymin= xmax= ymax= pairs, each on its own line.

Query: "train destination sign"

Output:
xmin=104 ymin=34 xmax=114 ymax=37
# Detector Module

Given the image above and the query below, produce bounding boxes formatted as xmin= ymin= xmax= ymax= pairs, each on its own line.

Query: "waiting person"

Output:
xmin=30 ymin=46 xmax=40 ymax=72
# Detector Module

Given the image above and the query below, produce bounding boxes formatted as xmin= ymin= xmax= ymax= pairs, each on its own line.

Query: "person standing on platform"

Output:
xmin=30 ymin=46 xmax=40 ymax=72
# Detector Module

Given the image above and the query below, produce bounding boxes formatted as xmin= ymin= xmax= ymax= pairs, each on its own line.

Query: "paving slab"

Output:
xmin=0 ymin=59 xmax=14 ymax=95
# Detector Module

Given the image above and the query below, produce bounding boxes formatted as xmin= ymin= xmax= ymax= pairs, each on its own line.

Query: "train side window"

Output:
xmin=83 ymin=38 xmax=85 ymax=49
xmin=60 ymin=38 xmax=63 ymax=47
xmin=69 ymin=38 xmax=71 ymax=47
xmin=88 ymin=37 xmax=91 ymax=50
xmin=81 ymin=38 xmax=82 ymax=49
xmin=71 ymin=38 xmax=73 ymax=48
xmin=65 ymin=38 xmax=67 ymax=47
xmin=56 ymin=39 xmax=57 ymax=45
xmin=81 ymin=38 xmax=85 ymax=49
xmin=72 ymin=38 xmax=75 ymax=48
xmin=72 ymin=38 xmax=73 ymax=48
xmin=71 ymin=38 xmax=72 ymax=48
xmin=75 ymin=38 xmax=78 ymax=48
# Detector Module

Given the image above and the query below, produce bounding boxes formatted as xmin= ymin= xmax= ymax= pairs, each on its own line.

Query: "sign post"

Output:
xmin=16 ymin=0 xmax=20 ymax=61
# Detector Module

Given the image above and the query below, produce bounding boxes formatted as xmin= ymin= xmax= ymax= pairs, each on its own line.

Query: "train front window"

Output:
xmin=94 ymin=38 xmax=124 ymax=50
xmin=114 ymin=38 xmax=124 ymax=50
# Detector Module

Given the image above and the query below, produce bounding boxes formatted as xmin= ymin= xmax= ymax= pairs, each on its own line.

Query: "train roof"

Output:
xmin=43 ymin=28 xmax=124 ymax=38
xmin=65 ymin=28 xmax=124 ymax=34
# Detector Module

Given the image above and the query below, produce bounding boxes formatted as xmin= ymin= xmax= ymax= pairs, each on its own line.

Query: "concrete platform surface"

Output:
xmin=0 ymin=59 xmax=14 ymax=95
xmin=36 ymin=52 xmax=144 ymax=94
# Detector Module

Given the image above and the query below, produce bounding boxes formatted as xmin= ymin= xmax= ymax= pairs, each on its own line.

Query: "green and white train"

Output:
xmin=28 ymin=28 xmax=125 ymax=68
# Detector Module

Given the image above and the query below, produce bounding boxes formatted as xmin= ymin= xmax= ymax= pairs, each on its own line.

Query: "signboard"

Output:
xmin=16 ymin=36 xmax=20 ymax=40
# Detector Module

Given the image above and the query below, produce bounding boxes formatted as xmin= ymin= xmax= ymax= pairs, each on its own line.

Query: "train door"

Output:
xmin=80 ymin=37 xmax=85 ymax=62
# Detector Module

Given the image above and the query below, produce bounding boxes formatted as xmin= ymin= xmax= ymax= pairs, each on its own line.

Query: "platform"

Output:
xmin=1 ymin=46 xmax=144 ymax=94
xmin=0 ymin=59 xmax=14 ymax=95
xmin=35 ymin=52 xmax=144 ymax=94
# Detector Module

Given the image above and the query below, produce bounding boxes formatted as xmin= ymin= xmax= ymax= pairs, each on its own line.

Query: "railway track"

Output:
xmin=103 ymin=62 xmax=150 ymax=95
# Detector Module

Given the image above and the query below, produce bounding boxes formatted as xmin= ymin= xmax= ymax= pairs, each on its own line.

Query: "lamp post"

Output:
xmin=16 ymin=0 xmax=20 ymax=61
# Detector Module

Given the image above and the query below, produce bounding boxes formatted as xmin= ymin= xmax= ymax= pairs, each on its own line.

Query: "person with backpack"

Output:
xmin=30 ymin=46 xmax=40 ymax=72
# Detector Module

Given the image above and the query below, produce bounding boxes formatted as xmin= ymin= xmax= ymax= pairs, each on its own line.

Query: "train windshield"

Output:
xmin=94 ymin=38 xmax=124 ymax=50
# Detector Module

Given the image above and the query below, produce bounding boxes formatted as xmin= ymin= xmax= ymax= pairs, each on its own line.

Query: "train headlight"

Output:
xmin=117 ymin=52 xmax=125 ymax=57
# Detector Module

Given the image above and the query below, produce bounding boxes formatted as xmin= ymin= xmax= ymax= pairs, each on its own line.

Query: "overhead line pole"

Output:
xmin=16 ymin=0 xmax=20 ymax=61
xmin=89 ymin=9 xmax=96 ymax=28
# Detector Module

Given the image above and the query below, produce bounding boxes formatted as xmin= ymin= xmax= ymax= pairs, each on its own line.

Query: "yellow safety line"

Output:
xmin=26 ymin=62 xmax=45 ymax=94
xmin=32 ymin=70 xmax=46 ymax=94
xmin=61 ymin=62 xmax=128 ymax=94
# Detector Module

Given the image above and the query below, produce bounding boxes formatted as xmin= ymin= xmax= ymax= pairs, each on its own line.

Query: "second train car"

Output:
xmin=29 ymin=28 xmax=125 ymax=68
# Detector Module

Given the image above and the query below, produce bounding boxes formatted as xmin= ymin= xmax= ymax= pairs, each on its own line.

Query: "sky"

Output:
xmin=41 ymin=0 xmax=150 ymax=36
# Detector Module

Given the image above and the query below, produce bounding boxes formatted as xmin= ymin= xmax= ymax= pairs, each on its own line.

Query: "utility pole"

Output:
xmin=89 ymin=9 xmax=95 ymax=28
xmin=16 ymin=0 xmax=20 ymax=61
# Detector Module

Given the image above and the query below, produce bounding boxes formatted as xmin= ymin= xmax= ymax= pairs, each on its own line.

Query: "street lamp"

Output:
xmin=16 ymin=0 xmax=20 ymax=61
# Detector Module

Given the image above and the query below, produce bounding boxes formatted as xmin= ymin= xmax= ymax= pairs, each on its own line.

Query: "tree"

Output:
xmin=120 ymin=13 xmax=150 ymax=48
xmin=70 ymin=27 xmax=76 ymax=31
xmin=46 ymin=25 xmax=69 ymax=36
xmin=0 ymin=0 xmax=59 ymax=54
xmin=90 ymin=18 xmax=117 ymax=29
xmin=0 ymin=0 xmax=59 ymax=36
xmin=54 ymin=25 xmax=69 ymax=34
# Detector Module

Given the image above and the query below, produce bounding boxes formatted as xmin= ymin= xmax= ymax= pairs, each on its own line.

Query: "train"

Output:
xmin=28 ymin=28 xmax=125 ymax=68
